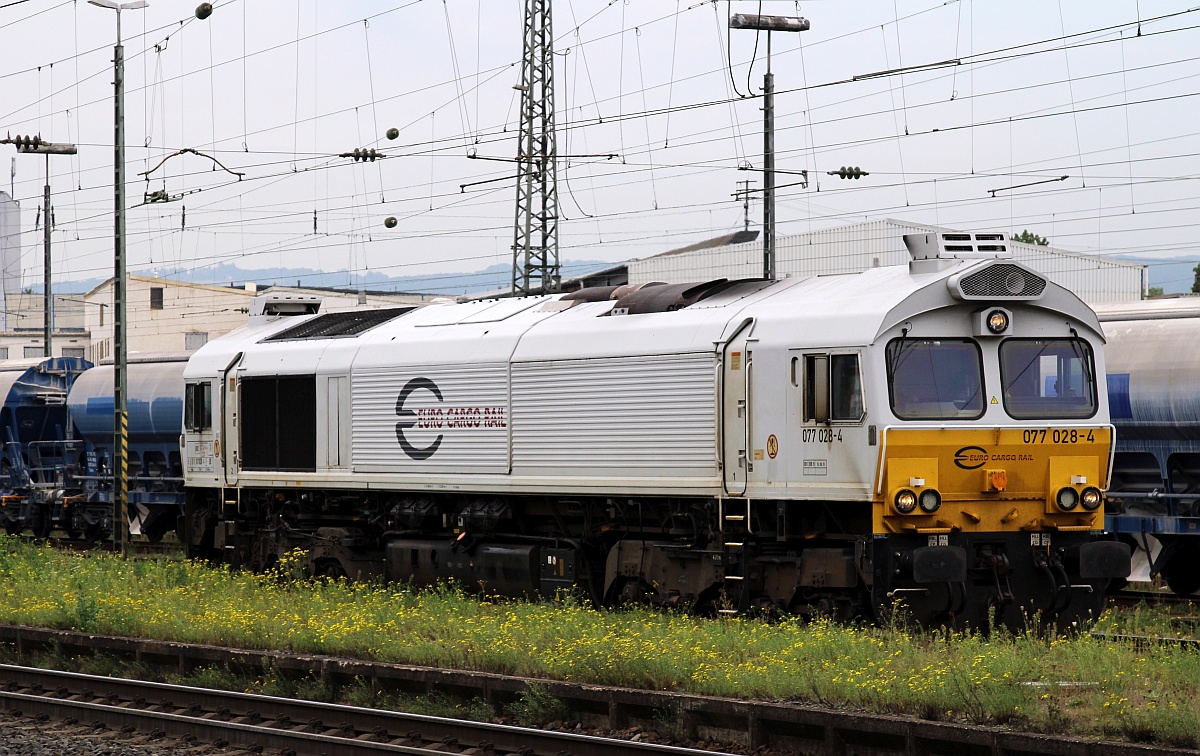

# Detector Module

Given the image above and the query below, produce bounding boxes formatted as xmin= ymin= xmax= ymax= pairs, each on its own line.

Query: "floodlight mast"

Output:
xmin=729 ymin=13 xmax=810 ymax=281
xmin=89 ymin=0 xmax=148 ymax=556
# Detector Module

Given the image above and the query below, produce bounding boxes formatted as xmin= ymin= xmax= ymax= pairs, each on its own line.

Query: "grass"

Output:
xmin=0 ymin=536 xmax=1195 ymax=747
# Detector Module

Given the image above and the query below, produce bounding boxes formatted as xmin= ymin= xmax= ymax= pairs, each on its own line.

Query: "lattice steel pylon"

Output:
xmin=511 ymin=0 xmax=560 ymax=297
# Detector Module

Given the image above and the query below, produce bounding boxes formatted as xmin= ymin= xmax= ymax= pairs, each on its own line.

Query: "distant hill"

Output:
xmin=40 ymin=259 xmax=615 ymax=296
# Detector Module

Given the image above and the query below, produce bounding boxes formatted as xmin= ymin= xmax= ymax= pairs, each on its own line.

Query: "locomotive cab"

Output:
xmin=862 ymin=246 xmax=1128 ymax=628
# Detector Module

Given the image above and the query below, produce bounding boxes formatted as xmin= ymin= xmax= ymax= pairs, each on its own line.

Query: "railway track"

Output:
xmin=48 ymin=536 xmax=184 ymax=556
xmin=1109 ymin=589 xmax=1196 ymax=608
xmin=0 ymin=625 xmax=1196 ymax=755
xmin=1090 ymin=631 xmax=1200 ymax=650
xmin=0 ymin=663 xmax=729 ymax=756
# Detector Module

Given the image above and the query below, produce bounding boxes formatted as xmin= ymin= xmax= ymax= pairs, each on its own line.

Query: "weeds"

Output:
xmin=0 ymin=536 xmax=1193 ymax=746
xmin=504 ymin=683 xmax=570 ymax=727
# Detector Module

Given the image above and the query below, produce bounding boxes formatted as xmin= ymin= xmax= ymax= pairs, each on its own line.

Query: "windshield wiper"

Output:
xmin=887 ymin=326 xmax=911 ymax=379
xmin=1067 ymin=328 xmax=1095 ymax=397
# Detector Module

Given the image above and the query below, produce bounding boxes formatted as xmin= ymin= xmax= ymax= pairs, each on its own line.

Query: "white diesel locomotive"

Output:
xmin=181 ymin=231 xmax=1130 ymax=629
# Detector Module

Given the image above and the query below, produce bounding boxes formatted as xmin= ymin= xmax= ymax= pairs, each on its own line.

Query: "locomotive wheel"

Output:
xmin=603 ymin=576 xmax=661 ymax=607
xmin=143 ymin=519 xmax=171 ymax=544
xmin=1162 ymin=550 xmax=1200 ymax=597
xmin=313 ymin=558 xmax=347 ymax=579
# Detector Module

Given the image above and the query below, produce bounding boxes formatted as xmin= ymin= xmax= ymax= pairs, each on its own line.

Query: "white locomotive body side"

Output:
xmin=181 ymin=232 xmax=1130 ymax=629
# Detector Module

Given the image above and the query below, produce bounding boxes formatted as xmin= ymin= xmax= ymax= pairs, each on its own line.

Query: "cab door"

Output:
xmin=220 ymin=354 xmax=243 ymax=486
xmin=722 ymin=321 xmax=754 ymax=496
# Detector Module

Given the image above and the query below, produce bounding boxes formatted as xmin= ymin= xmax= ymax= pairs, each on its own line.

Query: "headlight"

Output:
xmin=986 ymin=309 xmax=1009 ymax=334
xmin=894 ymin=489 xmax=917 ymax=514
xmin=1080 ymin=487 xmax=1102 ymax=511
xmin=1056 ymin=487 xmax=1079 ymax=511
xmin=918 ymin=488 xmax=942 ymax=513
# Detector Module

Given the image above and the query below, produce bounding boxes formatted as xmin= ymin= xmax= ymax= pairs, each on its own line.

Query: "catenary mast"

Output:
xmin=511 ymin=0 xmax=560 ymax=296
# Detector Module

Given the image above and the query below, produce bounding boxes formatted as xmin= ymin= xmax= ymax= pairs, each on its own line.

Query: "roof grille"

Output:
xmin=904 ymin=231 xmax=1011 ymax=260
xmin=952 ymin=263 xmax=1047 ymax=300
xmin=263 ymin=308 xmax=415 ymax=341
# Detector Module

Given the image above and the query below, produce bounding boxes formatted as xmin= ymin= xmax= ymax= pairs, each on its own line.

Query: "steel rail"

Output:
xmin=1089 ymin=631 xmax=1200 ymax=650
xmin=0 ymin=664 xmax=732 ymax=756
xmin=0 ymin=627 xmax=1196 ymax=755
xmin=0 ymin=690 xmax=437 ymax=755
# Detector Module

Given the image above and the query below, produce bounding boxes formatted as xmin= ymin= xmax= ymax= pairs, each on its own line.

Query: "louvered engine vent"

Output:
xmin=262 ymin=307 xmax=415 ymax=341
xmin=954 ymin=263 xmax=1047 ymax=300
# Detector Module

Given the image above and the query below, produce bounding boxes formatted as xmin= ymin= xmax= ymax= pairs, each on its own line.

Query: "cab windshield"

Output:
xmin=886 ymin=338 xmax=984 ymax=420
xmin=999 ymin=338 xmax=1096 ymax=419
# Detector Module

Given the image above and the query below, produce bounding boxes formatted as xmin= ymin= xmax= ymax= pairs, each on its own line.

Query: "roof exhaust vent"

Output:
xmin=249 ymin=294 xmax=323 ymax=318
xmin=904 ymin=231 xmax=1011 ymax=261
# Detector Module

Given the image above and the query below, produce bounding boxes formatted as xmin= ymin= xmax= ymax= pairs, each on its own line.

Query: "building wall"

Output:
xmin=628 ymin=220 xmax=1145 ymax=305
xmin=86 ymin=277 xmax=259 ymax=362
xmin=84 ymin=277 xmax=434 ymax=363
xmin=0 ymin=330 xmax=89 ymax=361
xmin=0 ymin=292 xmax=89 ymax=361
xmin=279 ymin=287 xmax=435 ymax=311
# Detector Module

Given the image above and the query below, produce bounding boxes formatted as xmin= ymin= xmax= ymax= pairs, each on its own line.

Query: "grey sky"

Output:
xmin=1 ymin=0 xmax=1197 ymax=294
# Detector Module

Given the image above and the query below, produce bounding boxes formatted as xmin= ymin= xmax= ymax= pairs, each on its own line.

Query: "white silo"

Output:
xmin=0 ymin=191 xmax=21 ymax=330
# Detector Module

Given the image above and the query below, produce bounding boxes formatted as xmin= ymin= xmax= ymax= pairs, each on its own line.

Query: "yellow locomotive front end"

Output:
xmin=860 ymin=241 xmax=1131 ymax=630
xmin=875 ymin=426 xmax=1128 ymax=628
xmin=879 ymin=425 xmax=1111 ymax=537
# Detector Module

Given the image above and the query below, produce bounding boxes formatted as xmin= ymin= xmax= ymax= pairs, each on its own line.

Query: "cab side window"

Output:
xmin=830 ymin=354 xmax=864 ymax=420
xmin=802 ymin=353 xmax=865 ymax=424
xmin=184 ymin=382 xmax=212 ymax=431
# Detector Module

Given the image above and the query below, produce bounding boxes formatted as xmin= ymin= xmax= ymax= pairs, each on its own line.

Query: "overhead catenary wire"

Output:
xmin=2 ymin=1 xmax=1200 ymax=297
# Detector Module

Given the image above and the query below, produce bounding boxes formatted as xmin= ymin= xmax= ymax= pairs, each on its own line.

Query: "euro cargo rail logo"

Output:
xmin=953 ymin=446 xmax=989 ymax=470
xmin=394 ymin=377 xmax=506 ymax=460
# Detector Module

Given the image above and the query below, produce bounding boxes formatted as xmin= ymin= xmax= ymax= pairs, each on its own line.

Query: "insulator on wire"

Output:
xmin=15 ymin=134 xmax=43 ymax=152
xmin=342 ymin=147 xmax=383 ymax=162
xmin=384 ymin=217 xmax=397 ymax=229
xmin=828 ymin=165 xmax=868 ymax=180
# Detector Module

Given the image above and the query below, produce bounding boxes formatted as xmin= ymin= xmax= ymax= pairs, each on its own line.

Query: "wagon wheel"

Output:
xmin=69 ymin=510 xmax=106 ymax=543
xmin=83 ymin=520 xmax=110 ymax=543
xmin=27 ymin=504 xmax=52 ymax=539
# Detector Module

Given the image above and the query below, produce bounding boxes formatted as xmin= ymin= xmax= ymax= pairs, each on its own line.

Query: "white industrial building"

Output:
xmin=626 ymin=219 xmax=1145 ymax=305
xmin=0 ymin=293 xmax=88 ymax=361
xmin=0 ymin=192 xmax=24 ymax=330
xmin=83 ymin=275 xmax=436 ymax=362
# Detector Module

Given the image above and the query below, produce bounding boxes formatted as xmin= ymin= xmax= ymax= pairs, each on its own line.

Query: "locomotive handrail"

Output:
xmin=1105 ymin=490 xmax=1194 ymax=499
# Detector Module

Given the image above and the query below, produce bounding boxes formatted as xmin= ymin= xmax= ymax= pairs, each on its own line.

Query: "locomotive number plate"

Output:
xmin=1021 ymin=429 xmax=1096 ymax=444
